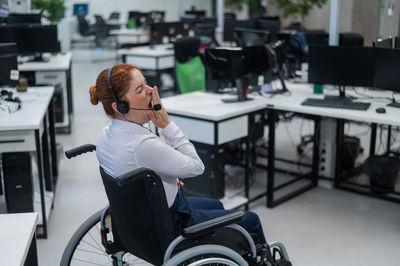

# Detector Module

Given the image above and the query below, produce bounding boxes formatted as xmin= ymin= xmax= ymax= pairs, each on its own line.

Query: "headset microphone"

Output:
xmin=128 ymin=104 xmax=162 ymax=111
xmin=107 ymin=66 xmax=162 ymax=114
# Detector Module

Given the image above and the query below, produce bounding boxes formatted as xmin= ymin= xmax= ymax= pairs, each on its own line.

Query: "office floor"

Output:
xmin=34 ymin=47 xmax=400 ymax=266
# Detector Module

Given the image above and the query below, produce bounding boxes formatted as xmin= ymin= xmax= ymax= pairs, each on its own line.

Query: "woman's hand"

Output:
xmin=148 ymin=85 xmax=171 ymax=128
xmin=177 ymin=178 xmax=184 ymax=190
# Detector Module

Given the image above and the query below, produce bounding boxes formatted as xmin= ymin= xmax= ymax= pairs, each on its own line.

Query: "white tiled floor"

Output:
xmin=35 ymin=47 xmax=400 ymax=266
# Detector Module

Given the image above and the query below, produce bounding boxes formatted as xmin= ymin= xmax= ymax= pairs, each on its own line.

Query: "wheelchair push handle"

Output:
xmin=65 ymin=144 xmax=96 ymax=159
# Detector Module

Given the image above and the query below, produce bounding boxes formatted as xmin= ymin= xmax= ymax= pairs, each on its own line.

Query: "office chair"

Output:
xmin=339 ymin=32 xmax=364 ymax=46
xmin=60 ymin=144 xmax=291 ymax=265
xmin=108 ymin=12 xmax=120 ymax=21
xmin=174 ymin=37 xmax=206 ymax=94
xmin=77 ymin=14 xmax=103 ymax=47
xmin=94 ymin=14 xmax=117 ymax=46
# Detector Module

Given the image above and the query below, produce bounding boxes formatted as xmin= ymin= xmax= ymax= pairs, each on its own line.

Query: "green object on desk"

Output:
xmin=314 ymin=84 xmax=323 ymax=94
xmin=127 ymin=18 xmax=136 ymax=29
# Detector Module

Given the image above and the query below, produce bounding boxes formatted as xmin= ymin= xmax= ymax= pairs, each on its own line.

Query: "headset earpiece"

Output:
xmin=116 ymin=101 xmax=129 ymax=114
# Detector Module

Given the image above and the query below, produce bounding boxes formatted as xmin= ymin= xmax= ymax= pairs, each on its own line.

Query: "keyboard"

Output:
xmin=301 ymin=97 xmax=371 ymax=111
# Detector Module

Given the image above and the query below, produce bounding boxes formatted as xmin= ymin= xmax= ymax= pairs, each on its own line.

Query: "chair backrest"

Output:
xmin=174 ymin=36 xmax=201 ymax=63
xmin=174 ymin=37 xmax=205 ymax=94
xmin=77 ymin=14 xmax=90 ymax=34
xmin=94 ymin=15 xmax=107 ymax=27
xmin=100 ymin=167 xmax=175 ymax=265
xmin=109 ymin=12 xmax=120 ymax=21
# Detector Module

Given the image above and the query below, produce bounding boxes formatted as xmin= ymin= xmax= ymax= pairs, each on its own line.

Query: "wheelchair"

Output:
xmin=61 ymin=144 xmax=291 ymax=266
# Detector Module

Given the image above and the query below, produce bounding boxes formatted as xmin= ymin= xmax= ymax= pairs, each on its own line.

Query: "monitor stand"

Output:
xmin=387 ymin=94 xmax=400 ymax=108
xmin=221 ymin=78 xmax=253 ymax=103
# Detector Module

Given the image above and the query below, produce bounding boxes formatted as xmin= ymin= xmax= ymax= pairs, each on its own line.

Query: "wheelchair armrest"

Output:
xmin=182 ymin=211 xmax=245 ymax=238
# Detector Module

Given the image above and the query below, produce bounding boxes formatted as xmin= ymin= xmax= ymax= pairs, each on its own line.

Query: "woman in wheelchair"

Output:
xmin=89 ymin=63 xmax=268 ymax=246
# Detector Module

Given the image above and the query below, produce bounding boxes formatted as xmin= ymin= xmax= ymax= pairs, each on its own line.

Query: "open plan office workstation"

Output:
xmin=2 ymin=4 xmax=400 ymax=265
xmin=0 ymin=13 xmax=71 ymax=244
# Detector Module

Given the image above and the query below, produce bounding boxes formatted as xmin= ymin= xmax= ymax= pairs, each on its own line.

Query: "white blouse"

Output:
xmin=96 ymin=119 xmax=205 ymax=207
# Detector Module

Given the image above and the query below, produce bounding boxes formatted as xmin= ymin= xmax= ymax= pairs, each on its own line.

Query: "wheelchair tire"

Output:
xmin=164 ymin=244 xmax=249 ymax=266
xmin=60 ymin=209 xmax=104 ymax=266
xmin=60 ymin=208 xmax=151 ymax=266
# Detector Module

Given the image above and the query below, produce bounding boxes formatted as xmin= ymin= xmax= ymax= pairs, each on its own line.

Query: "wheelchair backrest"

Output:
xmin=100 ymin=167 xmax=175 ymax=265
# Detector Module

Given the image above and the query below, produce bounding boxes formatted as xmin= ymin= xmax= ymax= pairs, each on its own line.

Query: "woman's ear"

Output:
xmin=111 ymin=102 xmax=119 ymax=114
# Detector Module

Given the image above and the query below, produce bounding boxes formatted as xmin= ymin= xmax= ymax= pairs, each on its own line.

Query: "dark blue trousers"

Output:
xmin=169 ymin=191 xmax=266 ymax=244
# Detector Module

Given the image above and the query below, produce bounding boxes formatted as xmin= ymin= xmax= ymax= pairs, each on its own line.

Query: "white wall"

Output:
xmin=65 ymin=0 xmax=213 ymax=22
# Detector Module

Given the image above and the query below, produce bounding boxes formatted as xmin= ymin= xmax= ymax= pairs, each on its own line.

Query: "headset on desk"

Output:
xmin=0 ymin=89 xmax=21 ymax=113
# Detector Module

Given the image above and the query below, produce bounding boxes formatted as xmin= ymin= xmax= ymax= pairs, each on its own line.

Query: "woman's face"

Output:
xmin=122 ymin=69 xmax=154 ymax=124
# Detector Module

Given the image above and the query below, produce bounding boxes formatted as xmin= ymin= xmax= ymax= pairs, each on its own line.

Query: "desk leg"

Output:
xmin=48 ymin=100 xmax=58 ymax=179
xmin=387 ymin=125 xmax=392 ymax=154
xmin=25 ymin=233 xmax=38 ymax=266
xmin=370 ymin=123 xmax=377 ymax=156
xmin=35 ymin=129 xmax=47 ymax=238
xmin=267 ymin=109 xmax=276 ymax=208
xmin=42 ymin=114 xmax=53 ymax=192
xmin=311 ymin=118 xmax=320 ymax=185
xmin=334 ymin=119 xmax=345 ymax=188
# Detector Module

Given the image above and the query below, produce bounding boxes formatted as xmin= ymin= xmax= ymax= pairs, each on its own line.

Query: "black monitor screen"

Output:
xmin=151 ymin=22 xmax=186 ymax=43
xmin=308 ymin=45 xmax=375 ymax=87
xmin=185 ymin=10 xmax=206 ymax=18
xmin=6 ymin=13 xmax=41 ymax=24
xmin=205 ymin=46 xmax=269 ymax=80
xmin=0 ymin=42 xmax=17 ymax=54
xmin=0 ymin=53 xmax=18 ymax=87
xmin=373 ymin=37 xmax=393 ymax=48
xmin=224 ymin=19 xmax=256 ymax=42
xmin=234 ymin=28 xmax=269 ymax=47
xmin=0 ymin=25 xmax=59 ymax=54
xmin=305 ymin=33 xmax=329 ymax=46
xmin=374 ymin=48 xmax=400 ymax=92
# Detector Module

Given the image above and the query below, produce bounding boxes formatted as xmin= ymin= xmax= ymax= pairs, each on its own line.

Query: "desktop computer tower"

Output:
xmin=2 ymin=152 xmax=34 ymax=213
xmin=182 ymin=144 xmax=225 ymax=199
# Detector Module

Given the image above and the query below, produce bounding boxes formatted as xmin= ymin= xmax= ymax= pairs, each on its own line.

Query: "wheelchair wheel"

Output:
xmin=165 ymin=244 xmax=248 ymax=266
xmin=60 ymin=209 xmax=150 ymax=266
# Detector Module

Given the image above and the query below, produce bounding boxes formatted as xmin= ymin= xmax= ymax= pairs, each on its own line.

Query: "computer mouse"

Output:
xmin=376 ymin=107 xmax=386 ymax=113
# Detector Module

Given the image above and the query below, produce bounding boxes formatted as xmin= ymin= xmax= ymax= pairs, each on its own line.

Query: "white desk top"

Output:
xmin=265 ymin=81 xmax=400 ymax=126
xmin=110 ymin=28 xmax=150 ymax=36
xmin=18 ymin=52 xmax=72 ymax=71
xmin=163 ymin=91 xmax=268 ymax=121
xmin=117 ymin=44 xmax=174 ymax=57
xmin=0 ymin=86 xmax=54 ymax=131
xmin=0 ymin=212 xmax=38 ymax=266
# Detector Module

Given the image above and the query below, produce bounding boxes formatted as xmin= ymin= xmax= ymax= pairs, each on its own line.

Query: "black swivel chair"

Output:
xmin=77 ymin=14 xmax=102 ymax=47
xmin=174 ymin=37 xmax=207 ymax=94
xmin=94 ymin=14 xmax=116 ymax=46
xmin=108 ymin=12 xmax=120 ymax=21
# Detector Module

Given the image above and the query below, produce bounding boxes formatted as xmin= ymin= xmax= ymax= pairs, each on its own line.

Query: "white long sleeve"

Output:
xmin=96 ymin=119 xmax=204 ymax=207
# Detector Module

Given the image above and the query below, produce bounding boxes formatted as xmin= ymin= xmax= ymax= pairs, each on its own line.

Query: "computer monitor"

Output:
xmin=0 ymin=25 xmax=59 ymax=56
xmin=6 ymin=13 xmax=41 ymax=24
xmin=0 ymin=44 xmax=18 ymax=87
xmin=308 ymin=45 xmax=375 ymax=88
xmin=374 ymin=48 xmax=400 ymax=92
xmin=205 ymin=46 xmax=269 ymax=101
xmin=150 ymin=22 xmax=186 ymax=44
xmin=73 ymin=3 xmax=89 ymax=16
xmin=373 ymin=37 xmax=393 ymax=48
xmin=304 ymin=32 xmax=329 ymax=46
xmin=224 ymin=19 xmax=256 ymax=42
xmin=233 ymin=28 xmax=270 ymax=47
xmin=185 ymin=10 xmax=206 ymax=18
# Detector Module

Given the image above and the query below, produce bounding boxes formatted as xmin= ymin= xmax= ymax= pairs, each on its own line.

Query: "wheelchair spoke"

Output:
xmin=76 ymin=248 xmax=110 ymax=256
xmin=71 ymin=257 xmax=113 ymax=265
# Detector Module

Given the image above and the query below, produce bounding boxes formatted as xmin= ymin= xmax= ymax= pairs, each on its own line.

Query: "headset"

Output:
xmin=107 ymin=66 xmax=161 ymax=114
